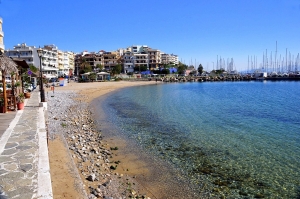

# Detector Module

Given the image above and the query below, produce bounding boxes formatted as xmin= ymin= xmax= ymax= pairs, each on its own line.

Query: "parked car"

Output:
xmin=24 ymin=83 xmax=33 ymax=92
xmin=49 ymin=78 xmax=58 ymax=83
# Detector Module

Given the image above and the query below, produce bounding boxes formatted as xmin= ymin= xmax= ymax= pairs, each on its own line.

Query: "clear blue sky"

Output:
xmin=1 ymin=0 xmax=300 ymax=71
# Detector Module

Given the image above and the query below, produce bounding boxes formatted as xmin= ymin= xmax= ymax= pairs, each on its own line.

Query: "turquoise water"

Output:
xmin=101 ymin=81 xmax=300 ymax=198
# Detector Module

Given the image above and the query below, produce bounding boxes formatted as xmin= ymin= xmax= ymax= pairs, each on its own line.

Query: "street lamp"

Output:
xmin=37 ymin=48 xmax=45 ymax=102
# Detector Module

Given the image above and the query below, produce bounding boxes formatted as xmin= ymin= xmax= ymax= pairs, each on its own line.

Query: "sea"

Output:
xmin=95 ymin=81 xmax=300 ymax=198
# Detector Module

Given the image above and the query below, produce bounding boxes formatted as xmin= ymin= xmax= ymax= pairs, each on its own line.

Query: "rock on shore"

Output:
xmin=46 ymin=91 xmax=151 ymax=199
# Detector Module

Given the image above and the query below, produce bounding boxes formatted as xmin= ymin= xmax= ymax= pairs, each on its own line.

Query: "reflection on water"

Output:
xmin=102 ymin=81 xmax=300 ymax=198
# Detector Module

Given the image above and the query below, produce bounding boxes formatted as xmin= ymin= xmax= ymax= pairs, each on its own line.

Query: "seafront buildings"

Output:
xmin=75 ymin=45 xmax=179 ymax=74
xmin=5 ymin=43 xmax=75 ymax=78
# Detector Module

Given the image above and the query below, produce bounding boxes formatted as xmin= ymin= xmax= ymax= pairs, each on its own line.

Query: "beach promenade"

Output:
xmin=0 ymin=89 xmax=52 ymax=199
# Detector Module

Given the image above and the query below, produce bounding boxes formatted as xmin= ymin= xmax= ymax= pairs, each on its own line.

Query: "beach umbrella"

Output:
xmin=0 ymin=51 xmax=19 ymax=113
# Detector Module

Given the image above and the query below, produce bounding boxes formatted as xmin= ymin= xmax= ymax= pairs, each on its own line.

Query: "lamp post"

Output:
xmin=37 ymin=48 xmax=45 ymax=102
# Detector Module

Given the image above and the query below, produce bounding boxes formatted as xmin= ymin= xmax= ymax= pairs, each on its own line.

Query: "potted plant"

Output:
xmin=17 ymin=93 xmax=25 ymax=110
xmin=14 ymin=81 xmax=21 ymax=88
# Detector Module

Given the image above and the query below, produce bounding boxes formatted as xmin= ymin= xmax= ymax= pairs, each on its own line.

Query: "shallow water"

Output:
xmin=99 ymin=81 xmax=300 ymax=198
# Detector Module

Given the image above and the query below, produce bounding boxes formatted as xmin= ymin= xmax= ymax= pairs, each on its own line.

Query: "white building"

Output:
xmin=0 ymin=17 xmax=4 ymax=52
xmin=5 ymin=43 xmax=39 ymax=67
xmin=5 ymin=43 xmax=74 ymax=79
xmin=161 ymin=53 xmax=179 ymax=65
xmin=123 ymin=50 xmax=135 ymax=73
xmin=42 ymin=44 xmax=59 ymax=78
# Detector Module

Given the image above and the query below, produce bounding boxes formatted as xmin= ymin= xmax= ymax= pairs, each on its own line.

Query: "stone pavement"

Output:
xmin=0 ymin=89 xmax=52 ymax=199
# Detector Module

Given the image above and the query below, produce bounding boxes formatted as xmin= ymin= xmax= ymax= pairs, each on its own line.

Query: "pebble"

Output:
xmin=47 ymin=91 xmax=150 ymax=198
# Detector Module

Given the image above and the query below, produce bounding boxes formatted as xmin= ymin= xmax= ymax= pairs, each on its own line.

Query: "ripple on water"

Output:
xmin=101 ymin=81 xmax=300 ymax=198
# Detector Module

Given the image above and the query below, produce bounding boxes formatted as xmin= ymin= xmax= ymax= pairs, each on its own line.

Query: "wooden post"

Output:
xmin=2 ymin=70 xmax=7 ymax=113
xmin=12 ymin=73 xmax=16 ymax=111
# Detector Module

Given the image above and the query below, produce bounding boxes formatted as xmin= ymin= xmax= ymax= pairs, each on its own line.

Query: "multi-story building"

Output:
xmin=0 ymin=17 xmax=4 ymax=52
xmin=133 ymin=52 xmax=148 ymax=72
xmin=74 ymin=45 xmax=178 ymax=75
xmin=57 ymin=50 xmax=64 ymax=72
xmin=43 ymin=45 xmax=74 ymax=77
xmin=102 ymin=52 xmax=118 ymax=71
xmin=172 ymin=54 xmax=179 ymax=65
xmin=68 ymin=51 xmax=75 ymax=75
xmin=161 ymin=53 xmax=179 ymax=65
xmin=147 ymin=48 xmax=161 ymax=70
xmin=123 ymin=50 xmax=134 ymax=73
xmin=131 ymin=45 xmax=148 ymax=54
xmin=5 ymin=43 xmax=37 ymax=66
xmin=40 ymin=44 xmax=58 ymax=78
xmin=94 ymin=51 xmax=103 ymax=70
xmin=5 ymin=43 xmax=74 ymax=78
xmin=82 ymin=52 xmax=96 ymax=69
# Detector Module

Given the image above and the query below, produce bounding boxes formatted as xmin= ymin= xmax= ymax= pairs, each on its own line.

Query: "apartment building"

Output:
xmin=133 ymin=52 xmax=149 ymax=72
xmin=74 ymin=45 xmax=178 ymax=75
xmin=161 ymin=53 xmax=179 ymax=65
xmin=5 ymin=43 xmax=74 ymax=78
xmin=82 ymin=53 xmax=96 ymax=69
xmin=131 ymin=45 xmax=148 ymax=54
xmin=57 ymin=50 xmax=64 ymax=71
xmin=39 ymin=44 xmax=58 ymax=78
xmin=0 ymin=18 xmax=4 ymax=52
xmin=68 ymin=51 xmax=75 ymax=75
xmin=123 ymin=50 xmax=134 ymax=73
xmin=93 ymin=51 xmax=103 ymax=71
xmin=5 ymin=43 xmax=38 ymax=67
xmin=147 ymin=48 xmax=161 ymax=70
xmin=102 ymin=52 xmax=118 ymax=71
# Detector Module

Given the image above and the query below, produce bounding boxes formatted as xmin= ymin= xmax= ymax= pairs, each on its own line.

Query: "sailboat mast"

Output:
xmin=275 ymin=41 xmax=277 ymax=72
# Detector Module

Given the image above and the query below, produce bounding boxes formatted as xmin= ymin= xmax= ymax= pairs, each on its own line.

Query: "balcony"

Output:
xmin=42 ymin=60 xmax=50 ymax=65
xmin=0 ymin=30 xmax=3 ymax=37
xmin=19 ymin=53 xmax=33 ymax=58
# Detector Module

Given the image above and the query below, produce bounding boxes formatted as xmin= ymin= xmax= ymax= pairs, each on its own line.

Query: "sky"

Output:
xmin=0 ymin=0 xmax=300 ymax=71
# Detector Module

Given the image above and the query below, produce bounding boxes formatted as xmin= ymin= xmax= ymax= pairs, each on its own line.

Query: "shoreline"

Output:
xmin=47 ymin=80 xmax=300 ymax=199
xmin=47 ymin=80 xmax=201 ymax=199
xmin=46 ymin=81 xmax=162 ymax=198
xmin=90 ymin=93 xmax=201 ymax=198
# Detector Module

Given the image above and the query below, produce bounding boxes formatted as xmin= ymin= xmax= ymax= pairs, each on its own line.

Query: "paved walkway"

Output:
xmin=0 ymin=89 xmax=52 ymax=199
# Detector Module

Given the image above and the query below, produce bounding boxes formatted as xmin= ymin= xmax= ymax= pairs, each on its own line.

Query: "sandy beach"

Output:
xmin=46 ymin=80 xmax=199 ymax=199
xmin=47 ymin=80 xmax=158 ymax=103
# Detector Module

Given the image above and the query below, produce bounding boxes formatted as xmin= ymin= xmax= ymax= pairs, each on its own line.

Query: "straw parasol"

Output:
xmin=0 ymin=51 xmax=19 ymax=113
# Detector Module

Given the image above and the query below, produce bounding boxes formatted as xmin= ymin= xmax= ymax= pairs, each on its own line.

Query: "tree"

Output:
xmin=83 ymin=65 xmax=92 ymax=73
xmin=89 ymin=72 xmax=97 ymax=82
xmin=198 ymin=64 xmax=204 ymax=75
xmin=134 ymin=65 xmax=147 ymax=72
xmin=189 ymin=70 xmax=197 ymax=76
xmin=161 ymin=68 xmax=170 ymax=74
xmin=29 ymin=65 xmax=38 ymax=73
xmin=177 ymin=62 xmax=187 ymax=75
xmin=112 ymin=64 xmax=122 ymax=76
xmin=96 ymin=64 xmax=103 ymax=72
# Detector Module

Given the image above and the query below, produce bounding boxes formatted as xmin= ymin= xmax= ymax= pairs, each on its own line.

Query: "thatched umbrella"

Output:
xmin=0 ymin=51 xmax=19 ymax=113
